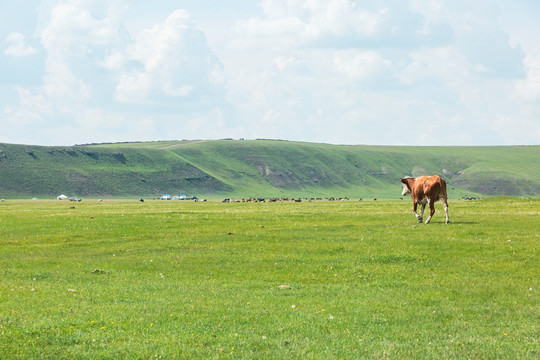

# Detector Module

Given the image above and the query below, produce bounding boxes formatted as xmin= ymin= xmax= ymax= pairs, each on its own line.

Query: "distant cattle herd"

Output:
xmin=221 ymin=197 xmax=352 ymax=203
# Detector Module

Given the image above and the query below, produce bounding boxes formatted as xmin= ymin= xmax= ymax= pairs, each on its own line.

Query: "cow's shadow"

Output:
xmin=407 ymin=221 xmax=479 ymax=225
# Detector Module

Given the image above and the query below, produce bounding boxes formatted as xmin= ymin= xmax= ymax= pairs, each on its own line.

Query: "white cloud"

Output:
xmin=98 ymin=51 xmax=124 ymax=70
xmin=409 ymin=0 xmax=449 ymax=27
xmin=3 ymin=87 xmax=50 ymax=125
xmin=333 ymin=50 xmax=392 ymax=81
xmin=236 ymin=0 xmax=384 ymax=48
xmin=514 ymin=54 xmax=540 ymax=102
xmin=114 ymin=72 xmax=152 ymax=103
xmin=398 ymin=46 xmax=470 ymax=86
xmin=114 ymin=9 xmax=225 ymax=106
xmin=162 ymin=84 xmax=194 ymax=97
xmin=5 ymin=32 xmax=36 ymax=57
xmin=40 ymin=2 xmax=123 ymax=51
xmin=35 ymin=1 xmax=125 ymax=105
xmin=35 ymin=2 xmax=228 ymax=110
xmin=489 ymin=114 xmax=540 ymax=145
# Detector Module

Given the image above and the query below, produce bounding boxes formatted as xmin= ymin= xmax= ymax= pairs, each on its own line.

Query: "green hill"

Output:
xmin=0 ymin=140 xmax=538 ymax=199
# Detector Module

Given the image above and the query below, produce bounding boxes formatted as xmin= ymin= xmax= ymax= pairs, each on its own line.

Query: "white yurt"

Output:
xmin=57 ymin=194 xmax=68 ymax=200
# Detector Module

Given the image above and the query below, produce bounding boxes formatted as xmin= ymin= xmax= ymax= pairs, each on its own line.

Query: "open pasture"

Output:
xmin=0 ymin=198 xmax=538 ymax=358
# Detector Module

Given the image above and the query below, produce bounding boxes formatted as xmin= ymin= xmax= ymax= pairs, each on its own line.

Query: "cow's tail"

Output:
xmin=440 ymin=177 xmax=448 ymax=200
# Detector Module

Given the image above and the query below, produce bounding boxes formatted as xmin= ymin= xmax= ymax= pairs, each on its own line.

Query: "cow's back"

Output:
xmin=414 ymin=175 xmax=447 ymax=202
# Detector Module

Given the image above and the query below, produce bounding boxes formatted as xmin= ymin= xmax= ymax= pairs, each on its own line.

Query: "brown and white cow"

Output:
xmin=401 ymin=175 xmax=450 ymax=224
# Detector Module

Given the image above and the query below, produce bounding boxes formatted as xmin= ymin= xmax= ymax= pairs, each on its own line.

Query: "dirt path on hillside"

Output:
xmin=159 ymin=140 xmax=210 ymax=149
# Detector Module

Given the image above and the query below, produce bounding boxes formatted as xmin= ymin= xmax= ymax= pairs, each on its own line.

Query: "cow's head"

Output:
xmin=401 ymin=177 xmax=413 ymax=196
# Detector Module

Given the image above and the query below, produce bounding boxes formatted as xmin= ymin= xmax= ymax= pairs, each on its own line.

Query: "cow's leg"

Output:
xmin=425 ymin=199 xmax=435 ymax=224
xmin=442 ymin=198 xmax=450 ymax=223
xmin=419 ymin=203 xmax=426 ymax=222
xmin=413 ymin=202 xmax=422 ymax=223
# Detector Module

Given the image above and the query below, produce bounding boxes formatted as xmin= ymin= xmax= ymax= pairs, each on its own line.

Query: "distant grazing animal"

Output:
xmin=401 ymin=175 xmax=449 ymax=224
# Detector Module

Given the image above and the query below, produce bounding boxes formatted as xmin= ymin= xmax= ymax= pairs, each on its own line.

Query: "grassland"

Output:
xmin=0 ymin=140 xmax=538 ymax=199
xmin=0 ymin=197 xmax=538 ymax=358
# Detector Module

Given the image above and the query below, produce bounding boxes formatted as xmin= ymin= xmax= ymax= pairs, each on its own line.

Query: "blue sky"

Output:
xmin=1 ymin=0 xmax=539 ymax=146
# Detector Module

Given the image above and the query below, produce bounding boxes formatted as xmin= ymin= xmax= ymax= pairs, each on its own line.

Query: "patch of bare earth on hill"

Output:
xmin=253 ymin=162 xmax=335 ymax=188
xmin=253 ymin=163 xmax=300 ymax=187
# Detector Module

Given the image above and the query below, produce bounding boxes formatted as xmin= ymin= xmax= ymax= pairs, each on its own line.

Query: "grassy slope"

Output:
xmin=0 ymin=140 xmax=538 ymax=198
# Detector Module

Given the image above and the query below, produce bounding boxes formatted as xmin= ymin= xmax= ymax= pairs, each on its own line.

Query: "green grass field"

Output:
xmin=0 ymin=197 xmax=538 ymax=358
